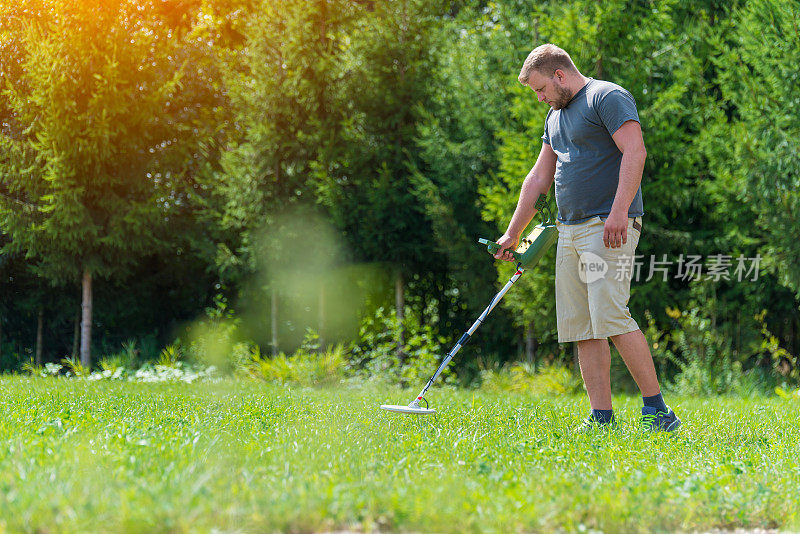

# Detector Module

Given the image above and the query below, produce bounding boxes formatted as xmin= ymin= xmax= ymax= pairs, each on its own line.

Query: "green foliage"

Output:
xmin=17 ymin=349 xmax=217 ymax=382
xmin=98 ymin=340 xmax=141 ymax=372
xmin=775 ymin=386 xmax=800 ymax=400
xmin=239 ymin=340 xmax=349 ymax=387
xmin=213 ymin=0 xmax=356 ymax=280
xmin=652 ymin=307 xmax=782 ymax=397
xmin=1 ymin=0 xmax=800 ymax=384
xmin=0 ymin=0 xmax=232 ymax=365
xmin=60 ymin=356 xmax=90 ymax=378
xmin=314 ymin=0 xmax=448 ymax=280
xmin=181 ymin=294 xmax=244 ymax=372
xmin=0 ymin=1 xmax=187 ymax=282
xmin=98 ymin=357 xmax=124 ymax=375
xmin=21 ymin=360 xmax=62 ymax=378
xmin=156 ymin=343 xmax=184 ymax=368
xmin=755 ymin=310 xmax=799 ymax=381
xmin=349 ymin=305 xmax=454 ymax=387
xmin=480 ymin=362 xmax=583 ymax=395
xmin=701 ymin=0 xmax=800 ymax=297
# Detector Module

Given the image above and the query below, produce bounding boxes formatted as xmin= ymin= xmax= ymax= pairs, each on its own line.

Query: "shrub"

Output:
xmin=348 ymin=305 xmax=454 ymax=387
xmin=60 ymin=356 xmax=90 ymax=377
xmin=156 ymin=343 xmax=183 ymax=368
xmin=479 ymin=362 xmax=583 ymax=395
xmin=21 ymin=360 xmax=63 ymax=377
xmin=662 ymin=308 xmax=780 ymax=397
xmin=99 ymin=339 xmax=141 ymax=372
xmin=238 ymin=330 xmax=349 ymax=386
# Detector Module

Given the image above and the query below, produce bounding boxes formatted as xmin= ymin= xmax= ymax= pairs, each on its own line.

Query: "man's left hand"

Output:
xmin=603 ymin=210 xmax=628 ymax=248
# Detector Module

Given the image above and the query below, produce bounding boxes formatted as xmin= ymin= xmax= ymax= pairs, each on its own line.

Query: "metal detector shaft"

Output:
xmin=413 ymin=264 xmax=525 ymax=402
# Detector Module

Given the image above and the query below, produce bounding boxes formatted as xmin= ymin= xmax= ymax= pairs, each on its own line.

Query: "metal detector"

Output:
xmin=380 ymin=196 xmax=558 ymax=415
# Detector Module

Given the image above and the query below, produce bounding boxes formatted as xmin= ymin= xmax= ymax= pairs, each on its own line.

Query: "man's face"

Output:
xmin=527 ymin=70 xmax=572 ymax=110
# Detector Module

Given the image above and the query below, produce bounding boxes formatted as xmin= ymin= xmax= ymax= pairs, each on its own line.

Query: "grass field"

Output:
xmin=1 ymin=377 xmax=798 ymax=533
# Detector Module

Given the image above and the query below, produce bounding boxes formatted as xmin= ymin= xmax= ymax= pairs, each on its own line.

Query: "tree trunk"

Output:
xmin=318 ymin=284 xmax=326 ymax=351
xmin=573 ymin=343 xmax=580 ymax=373
xmin=319 ymin=0 xmax=327 ymax=44
xmin=395 ymin=270 xmax=405 ymax=357
xmin=80 ymin=268 xmax=92 ymax=368
xmin=595 ymin=40 xmax=604 ymax=79
xmin=711 ymin=284 xmax=717 ymax=332
xmin=271 ymin=288 xmax=278 ymax=357
xmin=525 ymin=320 xmax=536 ymax=367
xmin=72 ymin=307 xmax=80 ymax=358
xmin=35 ymin=308 xmax=44 ymax=366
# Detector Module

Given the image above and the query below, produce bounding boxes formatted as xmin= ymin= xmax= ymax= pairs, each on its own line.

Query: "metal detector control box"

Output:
xmin=478 ymin=223 xmax=558 ymax=270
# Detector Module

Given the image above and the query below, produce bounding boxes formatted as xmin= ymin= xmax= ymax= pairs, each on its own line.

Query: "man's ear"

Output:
xmin=554 ymin=69 xmax=565 ymax=82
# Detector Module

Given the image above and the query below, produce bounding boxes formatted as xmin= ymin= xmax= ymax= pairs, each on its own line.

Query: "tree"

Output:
xmin=703 ymin=0 xmax=800 ymax=296
xmin=696 ymin=0 xmax=800 ymax=364
xmin=316 ymin=0 xmax=453 ymax=353
xmin=210 ymin=0 xmax=359 ymax=352
xmin=408 ymin=4 xmax=523 ymax=355
xmin=0 ymin=0 xmax=211 ymax=367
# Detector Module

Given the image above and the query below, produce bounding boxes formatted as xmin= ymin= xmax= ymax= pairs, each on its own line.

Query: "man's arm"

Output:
xmin=604 ymin=120 xmax=647 ymax=249
xmin=495 ymin=142 xmax=557 ymax=260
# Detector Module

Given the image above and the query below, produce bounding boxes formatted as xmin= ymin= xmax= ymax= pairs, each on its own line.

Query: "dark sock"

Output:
xmin=591 ymin=409 xmax=614 ymax=424
xmin=643 ymin=393 xmax=668 ymax=413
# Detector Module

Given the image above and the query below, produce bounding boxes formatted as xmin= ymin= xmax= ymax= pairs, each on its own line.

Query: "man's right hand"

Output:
xmin=493 ymin=234 xmax=519 ymax=261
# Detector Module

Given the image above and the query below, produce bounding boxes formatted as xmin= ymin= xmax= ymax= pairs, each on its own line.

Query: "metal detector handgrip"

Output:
xmin=478 ymin=238 xmax=522 ymax=261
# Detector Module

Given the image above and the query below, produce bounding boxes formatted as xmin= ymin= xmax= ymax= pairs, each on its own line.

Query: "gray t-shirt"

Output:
xmin=542 ymin=78 xmax=643 ymax=224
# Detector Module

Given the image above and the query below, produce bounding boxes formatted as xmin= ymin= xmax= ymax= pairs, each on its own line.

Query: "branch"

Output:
xmin=0 ymin=189 xmax=37 ymax=209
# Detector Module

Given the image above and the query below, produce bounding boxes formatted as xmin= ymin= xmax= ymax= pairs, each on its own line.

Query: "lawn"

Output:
xmin=0 ymin=377 xmax=798 ymax=533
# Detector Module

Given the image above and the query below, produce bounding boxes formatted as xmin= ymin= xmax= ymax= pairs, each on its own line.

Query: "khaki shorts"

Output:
xmin=555 ymin=216 xmax=642 ymax=342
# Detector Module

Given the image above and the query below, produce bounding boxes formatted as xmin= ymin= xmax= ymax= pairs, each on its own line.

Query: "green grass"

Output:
xmin=1 ymin=377 xmax=798 ymax=533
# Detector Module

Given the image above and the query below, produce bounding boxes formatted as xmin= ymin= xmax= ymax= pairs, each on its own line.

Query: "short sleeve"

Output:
xmin=596 ymin=89 xmax=639 ymax=136
xmin=541 ymin=109 xmax=552 ymax=145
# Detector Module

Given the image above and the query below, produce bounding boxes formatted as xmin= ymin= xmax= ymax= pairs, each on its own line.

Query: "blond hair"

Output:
xmin=518 ymin=44 xmax=578 ymax=84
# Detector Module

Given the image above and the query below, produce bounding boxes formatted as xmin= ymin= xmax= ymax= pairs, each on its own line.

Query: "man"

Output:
xmin=495 ymin=44 xmax=680 ymax=432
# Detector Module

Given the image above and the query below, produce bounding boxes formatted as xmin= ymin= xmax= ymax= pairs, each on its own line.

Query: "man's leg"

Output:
xmin=611 ymin=329 xmax=680 ymax=431
xmin=610 ymin=329 xmax=660 ymax=397
xmin=576 ymin=338 xmax=612 ymax=410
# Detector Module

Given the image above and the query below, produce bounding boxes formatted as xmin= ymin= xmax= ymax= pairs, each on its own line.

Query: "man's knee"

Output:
xmin=577 ymin=338 xmax=608 ymax=348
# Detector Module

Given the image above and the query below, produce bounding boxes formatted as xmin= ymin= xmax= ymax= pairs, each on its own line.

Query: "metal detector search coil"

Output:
xmin=380 ymin=398 xmax=436 ymax=415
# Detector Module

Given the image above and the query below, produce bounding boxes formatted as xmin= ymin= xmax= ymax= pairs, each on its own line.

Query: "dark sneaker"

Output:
xmin=575 ymin=414 xmax=617 ymax=434
xmin=641 ymin=406 xmax=681 ymax=432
